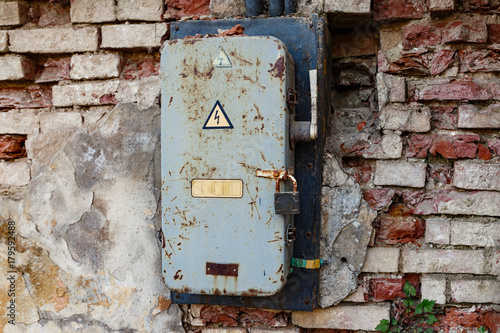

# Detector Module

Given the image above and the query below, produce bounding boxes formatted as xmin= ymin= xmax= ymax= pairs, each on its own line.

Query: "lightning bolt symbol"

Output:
xmin=215 ymin=109 xmax=220 ymax=125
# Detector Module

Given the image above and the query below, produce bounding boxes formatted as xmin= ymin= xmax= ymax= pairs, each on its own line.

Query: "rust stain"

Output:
xmin=268 ymin=56 xmax=285 ymax=80
xmin=174 ymin=269 xmax=183 ymax=280
xmin=243 ymin=75 xmax=265 ymax=89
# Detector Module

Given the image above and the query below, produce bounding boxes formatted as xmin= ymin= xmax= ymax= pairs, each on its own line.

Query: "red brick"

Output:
xmin=36 ymin=57 xmax=71 ymax=83
xmin=406 ymin=134 xmax=434 ymax=158
xmin=33 ymin=2 xmax=71 ymax=27
xmin=416 ymin=78 xmax=498 ymax=101
xmin=122 ymin=58 xmax=160 ymax=80
xmin=441 ymin=20 xmax=488 ymax=44
xmin=478 ymin=144 xmax=492 ymax=160
xmin=377 ymin=204 xmax=425 ymax=245
xmin=239 ymin=308 xmax=288 ymax=327
xmin=200 ymin=305 xmax=239 ymax=326
xmin=431 ymin=106 xmax=457 ymax=129
xmin=485 ymin=311 xmax=500 ymax=333
xmin=0 ymin=85 xmax=52 ymax=108
xmin=0 ymin=135 xmax=27 ymax=159
xmin=165 ymin=0 xmax=210 ymax=19
xmin=403 ymin=23 xmax=442 ymax=49
xmin=464 ymin=0 xmax=492 ymax=12
xmin=374 ymin=0 xmax=426 ymax=22
xmin=488 ymin=24 xmax=500 ymax=43
xmin=343 ymin=159 xmax=372 ymax=185
xmin=369 ymin=274 xmax=420 ymax=302
xmin=459 ymin=48 xmax=500 ymax=73
xmin=430 ymin=49 xmax=455 ymax=75
xmin=362 ymin=189 xmax=396 ymax=211
xmin=439 ymin=308 xmax=484 ymax=329
xmin=381 ymin=50 xmax=432 ymax=75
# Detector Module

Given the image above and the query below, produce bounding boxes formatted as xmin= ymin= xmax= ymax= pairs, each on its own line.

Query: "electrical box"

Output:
xmin=161 ymin=16 xmax=331 ymax=311
xmin=161 ymin=36 xmax=296 ymax=296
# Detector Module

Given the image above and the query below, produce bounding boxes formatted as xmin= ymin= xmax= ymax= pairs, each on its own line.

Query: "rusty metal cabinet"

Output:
xmin=161 ymin=36 xmax=295 ymax=296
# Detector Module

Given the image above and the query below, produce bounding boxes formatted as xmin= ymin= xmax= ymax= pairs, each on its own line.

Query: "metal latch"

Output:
xmin=256 ymin=169 xmax=300 ymax=215
xmin=290 ymin=69 xmax=318 ymax=142
xmin=290 ymin=258 xmax=324 ymax=269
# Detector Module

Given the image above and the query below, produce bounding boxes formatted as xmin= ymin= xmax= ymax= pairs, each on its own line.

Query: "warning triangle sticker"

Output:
xmin=203 ymin=101 xmax=234 ymax=129
xmin=213 ymin=46 xmax=232 ymax=68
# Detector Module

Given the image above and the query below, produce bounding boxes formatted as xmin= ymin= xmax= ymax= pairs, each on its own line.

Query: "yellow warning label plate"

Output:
xmin=191 ymin=179 xmax=243 ymax=198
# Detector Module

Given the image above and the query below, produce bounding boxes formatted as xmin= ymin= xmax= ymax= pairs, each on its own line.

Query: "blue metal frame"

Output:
xmin=168 ymin=15 xmax=332 ymax=311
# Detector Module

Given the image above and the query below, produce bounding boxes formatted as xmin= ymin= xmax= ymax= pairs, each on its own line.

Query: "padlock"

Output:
xmin=274 ymin=174 xmax=300 ymax=214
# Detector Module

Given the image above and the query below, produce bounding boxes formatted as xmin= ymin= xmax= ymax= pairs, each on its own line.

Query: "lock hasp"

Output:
xmin=161 ymin=36 xmax=295 ymax=296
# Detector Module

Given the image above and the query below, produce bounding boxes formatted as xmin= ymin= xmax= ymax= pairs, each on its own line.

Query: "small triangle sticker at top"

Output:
xmin=203 ymin=101 xmax=234 ymax=129
xmin=213 ymin=46 xmax=232 ymax=68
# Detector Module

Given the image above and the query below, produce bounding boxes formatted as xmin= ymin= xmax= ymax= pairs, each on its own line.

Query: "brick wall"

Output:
xmin=1 ymin=0 xmax=500 ymax=332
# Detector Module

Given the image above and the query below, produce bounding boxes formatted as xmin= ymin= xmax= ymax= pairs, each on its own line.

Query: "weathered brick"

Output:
xmin=202 ymin=329 xmax=247 ymax=333
xmin=70 ymin=53 xmax=122 ymax=80
xmin=249 ymin=328 xmax=300 ymax=333
xmin=374 ymin=161 xmax=427 ymax=188
xmin=0 ymin=135 xmax=27 ymax=159
xmin=402 ymin=249 xmax=487 ymax=274
xmin=0 ymin=160 xmax=30 ymax=186
xmin=377 ymin=73 xmax=405 ymax=110
xmin=425 ymin=218 xmax=450 ymax=245
xmin=450 ymin=220 xmax=500 ymax=247
xmin=53 ymin=80 xmax=120 ymax=107
xmin=431 ymin=106 xmax=457 ymax=130
xmin=53 ymin=77 xmax=160 ymax=109
xmin=0 ymin=86 xmax=52 ymax=109
xmin=403 ymin=23 xmax=442 ymax=49
xmin=453 ymin=161 xmax=500 ymax=191
xmin=403 ymin=190 xmax=500 ymax=216
xmin=488 ymin=24 xmax=500 ymax=43
xmin=0 ymin=55 xmax=35 ymax=81
xmin=122 ymin=58 xmax=160 ymax=80
xmin=431 ymin=49 xmax=456 ymax=75
xmin=292 ymin=304 xmax=390 ymax=330
xmin=39 ymin=112 xmax=82 ymax=133
xmin=70 ymin=0 xmax=116 ymax=23
xmin=324 ymin=0 xmax=371 ymax=13
xmin=101 ymin=24 xmax=167 ymax=50
xmin=34 ymin=1 xmax=71 ymax=27
xmin=459 ymin=48 xmax=500 ymax=73
xmin=346 ymin=133 xmax=403 ymax=159
xmin=485 ymin=311 xmax=500 ymax=333
xmin=164 ymin=0 xmax=210 ymax=19
xmin=361 ymin=247 xmax=400 ymax=273
xmin=343 ymin=285 xmax=368 ymax=302
xmin=333 ymin=31 xmax=377 ymax=59
xmin=478 ymin=144 xmax=492 ymax=160
xmin=9 ymin=27 xmax=98 ymax=54
xmin=374 ymin=0 xmax=426 ymax=22
xmin=36 ymin=57 xmax=71 ymax=83
xmin=210 ymin=0 xmax=245 ymax=18
xmin=0 ymin=30 xmax=8 ymax=53
xmin=377 ymin=204 xmax=425 ymax=245
xmin=440 ymin=307 xmax=485 ymax=330
xmin=421 ymin=276 xmax=446 ymax=304
xmin=415 ymin=78 xmax=500 ymax=102
xmin=451 ymin=280 xmax=500 ymax=303
xmin=428 ymin=163 xmax=453 ymax=185
xmin=380 ymin=104 xmax=431 ymax=132
xmin=116 ymin=0 xmax=163 ymax=21
xmin=0 ymin=1 xmax=27 ymax=26
xmin=406 ymin=134 xmax=479 ymax=159
xmin=492 ymin=251 xmax=500 ymax=276
xmin=488 ymin=139 xmax=500 ymax=156
xmin=369 ymin=276 xmax=419 ymax=302
xmin=441 ymin=20 xmax=487 ymax=44
xmin=0 ymin=111 xmax=39 ymax=134
xmin=458 ymin=104 xmax=500 ymax=129
xmin=363 ymin=189 xmax=396 ymax=211
xmin=429 ymin=0 xmax=455 ymax=12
